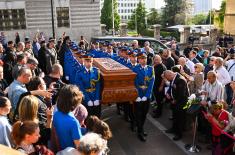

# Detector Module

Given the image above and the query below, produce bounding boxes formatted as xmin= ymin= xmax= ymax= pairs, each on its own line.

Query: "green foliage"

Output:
xmin=101 ymin=0 xmax=120 ymax=31
xmin=160 ymin=31 xmax=180 ymax=41
xmin=215 ymin=0 xmax=226 ymax=29
xmin=161 ymin=0 xmax=192 ymax=27
xmin=147 ymin=8 xmax=161 ymax=26
xmin=188 ymin=14 xmax=208 ymax=25
xmin=128 ymin=1 xmax=147 ymax=35
xmin=141 ymin=29 xmax=154 ymax=37
xmin=206 ymin=11 xmax=214 ymax=25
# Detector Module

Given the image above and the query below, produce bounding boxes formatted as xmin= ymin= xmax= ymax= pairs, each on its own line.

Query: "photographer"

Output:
xmin=200 ymin=71 xmax=224 ymax=106
xmin=44 ymin=64 xmax=65 ymax=105
xmin=44 ymin=63 xmax=64 ymax=89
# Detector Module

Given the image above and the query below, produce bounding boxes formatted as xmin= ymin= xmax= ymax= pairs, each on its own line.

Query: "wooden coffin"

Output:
xmin=93 ymin=58 xmax=138 ymax=103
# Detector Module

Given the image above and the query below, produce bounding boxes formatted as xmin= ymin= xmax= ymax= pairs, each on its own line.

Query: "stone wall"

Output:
xmin=1 ymin=0 xmax=101 ymax=42
xmin=224 ymin=0 xmax=235 ymax=35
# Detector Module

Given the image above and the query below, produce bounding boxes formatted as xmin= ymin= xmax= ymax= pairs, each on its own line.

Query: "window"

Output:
xmin=56 ymin=7 xmax=70 ymax=28
xmin=0 ymin=9 xmax=26 ymax=30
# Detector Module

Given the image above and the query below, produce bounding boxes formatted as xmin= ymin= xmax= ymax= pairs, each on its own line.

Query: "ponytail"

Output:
xmin=11 ymin=121 xmax=39 ymax=145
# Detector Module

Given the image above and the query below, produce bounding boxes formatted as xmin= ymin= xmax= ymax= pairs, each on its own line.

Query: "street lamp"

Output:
xmin=50 ymin=0 xmax=55 ymax=38
xmin=135 ymin=11 xmax=137 ymax=33
xmin=112 ymin=0 xmax=115 ymax=36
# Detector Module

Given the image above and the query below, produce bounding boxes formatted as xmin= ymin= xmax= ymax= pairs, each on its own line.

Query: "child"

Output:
xmin=0 ymin=97 xmax=12 ymax=147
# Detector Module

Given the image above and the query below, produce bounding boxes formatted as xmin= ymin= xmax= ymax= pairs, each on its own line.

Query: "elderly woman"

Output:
xmin=205 ymin=102 xmax=230 ymax=155
xmin=57 ymin=133 xmax=108 ymax=155
xmin=188 ymin=63 xmax=204 ymax=94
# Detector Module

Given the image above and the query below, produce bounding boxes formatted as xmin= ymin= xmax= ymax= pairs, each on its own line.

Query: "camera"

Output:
xmin=53 ymin=83 xmax=61 ymax=89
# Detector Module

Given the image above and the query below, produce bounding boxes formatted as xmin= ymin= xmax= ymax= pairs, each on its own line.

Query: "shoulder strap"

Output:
xmin=228 ymin=61 xmax=235 ymax=72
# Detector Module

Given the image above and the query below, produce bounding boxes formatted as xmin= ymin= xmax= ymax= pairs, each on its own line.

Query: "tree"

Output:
xmin=206 ymin=10 xmax=214 ymax=25
xmin=128 ymin=1 xmax=147 ymax=35
xmin=161 ymin=0 xmax=192 ymax=27
xmin=147 ymin=8 xmax=161 ymax=26
xmin=214 ymin=0 xmax=226 ymax=29
xmin=101 ymin=0 xmax=120 ymax=31
xmin=188 ymin=14 xmax=208 ymax=25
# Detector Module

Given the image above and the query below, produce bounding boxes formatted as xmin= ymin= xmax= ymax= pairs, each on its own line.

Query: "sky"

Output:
xmin=155 ymin=0 xmax=223 ymax=10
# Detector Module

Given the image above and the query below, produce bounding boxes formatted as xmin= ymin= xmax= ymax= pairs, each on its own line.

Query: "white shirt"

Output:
xmin=225 ymin=59 xmax=235 ymax=81
xmin=214 ymin=66 xmax=231 ymax=85
xmin=201 ymin=80 xmax=224 ymax=101
xmin=186 ymin=59 xmax=195 ymax=74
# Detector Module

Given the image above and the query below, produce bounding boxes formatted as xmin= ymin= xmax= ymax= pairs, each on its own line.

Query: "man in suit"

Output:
xmin=163 ymin=70 xmax=189 ymax=141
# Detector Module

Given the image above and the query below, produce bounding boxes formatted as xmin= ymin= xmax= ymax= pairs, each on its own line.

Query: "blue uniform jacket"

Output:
xmin=64 ymin=50 xmax=74 ymax=79
xmin=116 ymin=57 xmax=129 ymax=67
xmin=126 ymin=62 xmax=137 ymax=71
xmin=77 ymin=67 xmax=101 ymax=104
xmin=133 ymin=64 xmax=155 ymax=99
xmin=70 ymin=61 xmax=83 ymax=84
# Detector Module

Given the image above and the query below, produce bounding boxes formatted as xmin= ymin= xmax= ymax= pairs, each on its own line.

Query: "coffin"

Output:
xmin=93 ymin=58 xmax=138 ymax=103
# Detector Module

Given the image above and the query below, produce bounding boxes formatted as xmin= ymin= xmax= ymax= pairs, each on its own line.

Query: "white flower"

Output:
xmin=188 ymin=94 xmax=196 ymax=100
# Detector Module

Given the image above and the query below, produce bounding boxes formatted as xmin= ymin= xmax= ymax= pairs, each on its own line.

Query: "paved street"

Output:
xmin=101 ymin=104 xmax=211 ymax=155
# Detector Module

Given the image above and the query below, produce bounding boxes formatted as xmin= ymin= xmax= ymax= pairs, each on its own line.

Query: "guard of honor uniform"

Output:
xmin=64 ymin=42 xmax=155 ymax=142
xmin=76 ymin=54 xmax=101 ymax=118
xmin=133 ymin=52 xmax=155 ymax=141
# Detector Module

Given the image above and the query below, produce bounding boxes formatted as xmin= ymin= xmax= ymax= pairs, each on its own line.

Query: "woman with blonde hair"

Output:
xmin=19 ymin=95 xmax=39 ymax=122
xmin=18 ymin=95 xmax=53 ymax=146
xmin=188 ymin=63 xmax=204 ymax=94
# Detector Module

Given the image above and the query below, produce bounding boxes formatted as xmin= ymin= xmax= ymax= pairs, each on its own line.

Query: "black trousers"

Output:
xmin=172 ymin=106 xmax=186 ymax=137
xmin=85 ymin=104 xmax=101 ymax=118
xmin=154 ymin=90 xmax=165 ymax=115
xmin=134 ymin=100 xmax=150 ymax=133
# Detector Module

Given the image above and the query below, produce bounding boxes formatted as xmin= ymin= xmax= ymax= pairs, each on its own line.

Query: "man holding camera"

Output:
xmin=200 ymin=71 xmax=224 ymax=105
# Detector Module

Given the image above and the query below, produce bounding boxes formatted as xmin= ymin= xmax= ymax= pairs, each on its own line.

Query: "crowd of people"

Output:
xmin=0 ymin=30 xmax=235 ymax=155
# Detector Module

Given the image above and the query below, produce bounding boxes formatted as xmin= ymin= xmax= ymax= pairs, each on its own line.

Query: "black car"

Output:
xmin=91 ymin=36 xmax=167 ymax=54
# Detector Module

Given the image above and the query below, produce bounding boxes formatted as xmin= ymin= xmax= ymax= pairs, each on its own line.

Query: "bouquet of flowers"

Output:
xmin=183 ymin=94 xmax=202 ymax=114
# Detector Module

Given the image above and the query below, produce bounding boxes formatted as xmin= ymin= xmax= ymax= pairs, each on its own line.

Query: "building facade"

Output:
xmin=100 ymin=0 xmax=146 ymax=22
xmin=224 ymin=0 xmax=235 ymax=35
xmin=0 ymin=0 xmax=101 ymax=41
xmin=192 ymin=0 xmax=212 ymax=15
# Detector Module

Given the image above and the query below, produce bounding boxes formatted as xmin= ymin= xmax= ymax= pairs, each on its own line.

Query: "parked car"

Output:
xmin=91 ymin=36 xmax=167 ymax=54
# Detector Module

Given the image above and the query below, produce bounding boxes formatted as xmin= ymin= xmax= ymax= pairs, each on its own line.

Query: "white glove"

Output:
xmin=65 ymin=76 xmax=69 ymax=81
xmin=94 ymin=100 xmax=100 ymax=106
xmin=141 ymin=96 xmax=147 ymax=101
xmin=136 ymin=97 xmax=141 ymax=102
xmin=87 ymin=100 xmax=93 ymax=106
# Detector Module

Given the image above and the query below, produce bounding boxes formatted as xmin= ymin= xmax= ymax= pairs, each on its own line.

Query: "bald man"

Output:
xmin=163 ymin=70 xmax=189 ymax=141
xmin=178 ymin=57 xmax=191 ymax=75
xmin=152 ymin=55 xmax=167 ymax=118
